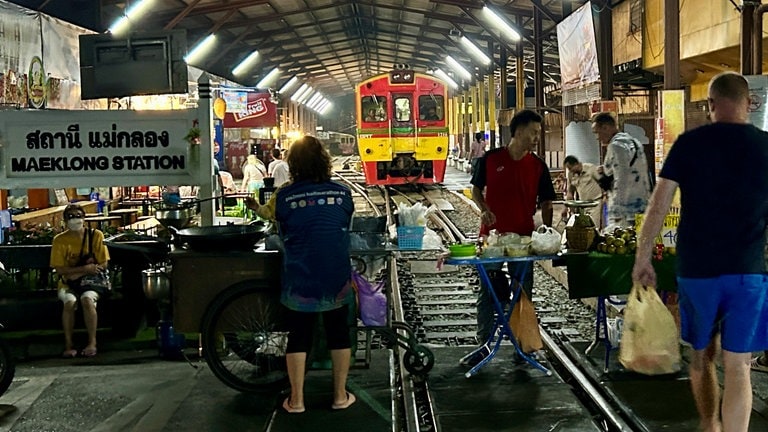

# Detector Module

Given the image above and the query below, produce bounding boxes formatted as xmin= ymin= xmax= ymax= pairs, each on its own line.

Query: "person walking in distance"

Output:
xmin=633 ymin=72 xmax=768 ymax=432
xmin=593 ymin=112 xmax=652 ymax=227
xmin=469 ymin=132 xmax=487 ymax=175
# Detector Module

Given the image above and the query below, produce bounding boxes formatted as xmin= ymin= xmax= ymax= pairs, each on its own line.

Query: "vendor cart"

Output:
xmin=565 ymin=252 xmax=678 ymax=371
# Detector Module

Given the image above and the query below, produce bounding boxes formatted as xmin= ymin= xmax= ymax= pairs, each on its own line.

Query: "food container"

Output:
xmin=505 ymin=242 xmax=530 ymax=257
xmin=449 ymin=243 xmax=477 ymax=258
xmin=482 ymin=245 xmax=505 ymax=258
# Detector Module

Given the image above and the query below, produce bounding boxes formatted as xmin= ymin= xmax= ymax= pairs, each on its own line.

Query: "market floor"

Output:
xmin=0 ymin=348 xmax=392 ymax=432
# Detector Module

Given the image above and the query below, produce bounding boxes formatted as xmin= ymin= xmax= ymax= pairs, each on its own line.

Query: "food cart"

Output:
xmin=565 ymin=252 xmax=678 ymax=371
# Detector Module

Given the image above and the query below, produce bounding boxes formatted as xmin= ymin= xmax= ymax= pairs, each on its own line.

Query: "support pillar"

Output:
xmin=488 ymin=73 xmax=497 ymax=148
xmin=664 ymin=0 xmax=680 ymax=89
xmin=533 ymin=7 xmax=545 ymax=155
xmin=596 ymin=0 xmax=615 ymax=98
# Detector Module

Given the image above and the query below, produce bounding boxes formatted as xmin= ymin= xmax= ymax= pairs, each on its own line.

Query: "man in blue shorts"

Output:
xmin=633 ymin=72 xmax=768 ymax=432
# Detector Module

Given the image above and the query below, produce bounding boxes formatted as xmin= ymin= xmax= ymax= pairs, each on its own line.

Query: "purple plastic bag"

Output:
xmin=351 ymin=271 xmax=387 ymax=326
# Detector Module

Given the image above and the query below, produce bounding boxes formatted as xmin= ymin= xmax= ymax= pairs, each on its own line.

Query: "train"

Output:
xmin=321 ymin=131 xmax=357 ymax=156
xmin=355 ymin=68 xmax=449 ymax=185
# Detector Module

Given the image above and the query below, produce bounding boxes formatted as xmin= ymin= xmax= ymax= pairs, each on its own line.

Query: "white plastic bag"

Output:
xmin=530 ymin=225 xmax=561 ymax=255
xmin=619 ymin=284 xmax=681 ymax=375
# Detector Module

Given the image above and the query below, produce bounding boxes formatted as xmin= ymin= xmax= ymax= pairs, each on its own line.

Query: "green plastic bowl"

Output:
xmin=449 ymin=243 xmax=477 ymax=258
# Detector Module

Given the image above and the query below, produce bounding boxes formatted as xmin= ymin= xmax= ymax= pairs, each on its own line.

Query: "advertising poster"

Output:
xmin=557 ymin=2 xmax=600 ymax=93
xmin=0 ymin=2 xmax=42 ymax=108
xmin=222 ymin=90 xmax=278 ymax=128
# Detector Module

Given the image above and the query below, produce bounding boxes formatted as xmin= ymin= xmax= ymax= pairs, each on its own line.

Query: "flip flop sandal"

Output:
xmin=282 ymin=397 xmax=305 ymax=414
xmin=750 ymin=357 xmax=768 ymax=373
xmin=62 ymin=349 xmax=78 ymax=358
xmin=331 ymin=392 xmax=356 ymax=410
xmin=81 ymin=347 xmax=97 ymax=358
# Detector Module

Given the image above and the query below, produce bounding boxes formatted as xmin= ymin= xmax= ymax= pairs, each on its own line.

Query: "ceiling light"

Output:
xmin=482 ymin=6 xmax=521 ymax=41
xmin=279 ymin=76 xmax=299 ymax=93
xmin=307 ymin=93 xmax=322 ymax=109
xmin=434 ymin=68 xmax=458 ymax=89
xmin=320 ymin=102 xmax=333 ymax=116
xmin=297 ymin=88 xmax=314 ymax=104
xmin=445 ymin=55 xmax=472 ymax=81
xmin=256 ymin=68 xmax=281 ymax=89
xmin=232 ymin=50 xmax=259 ymax=76
xmin=460 ymin=36 xmax=492 ymax=66
xmin=184 ymin=34 xmax=216 ymax=64
xmin=291 ymin=84 xmax=309 ymax=101
xmin=108 ymin=0 xmax=154 ymax=35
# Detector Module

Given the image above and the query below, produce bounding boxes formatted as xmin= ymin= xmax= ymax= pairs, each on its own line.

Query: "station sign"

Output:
xmin=0 ymin=109 xmax=199 ymax=189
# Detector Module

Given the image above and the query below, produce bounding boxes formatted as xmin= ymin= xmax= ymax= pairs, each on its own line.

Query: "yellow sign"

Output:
xmin=27 ymin=56 xmax=47 ymax=109
xmin=213 ymin=97 xmax=227 ymax=120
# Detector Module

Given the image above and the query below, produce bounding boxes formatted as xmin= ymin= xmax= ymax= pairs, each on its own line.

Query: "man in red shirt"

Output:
xmin=461 ymin=109 xmax=556 ymax=367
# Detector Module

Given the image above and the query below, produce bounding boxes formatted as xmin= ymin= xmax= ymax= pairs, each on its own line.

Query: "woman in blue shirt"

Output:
xmin=246 ymin=136 xmax=355 ymax=413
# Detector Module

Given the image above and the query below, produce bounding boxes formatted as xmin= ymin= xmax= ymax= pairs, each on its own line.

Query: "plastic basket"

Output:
xmin=397 ymin=226 xmax=424 ymax=250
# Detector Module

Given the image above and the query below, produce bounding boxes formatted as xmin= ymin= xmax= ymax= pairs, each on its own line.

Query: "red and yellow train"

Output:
xmin=355 ymin=69 xmax=449 ymax=185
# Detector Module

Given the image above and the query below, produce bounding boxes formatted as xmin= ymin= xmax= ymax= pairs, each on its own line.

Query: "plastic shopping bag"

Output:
xmin=351 ymin=270 xmax=387 ymax=326
xmin=508 ymin=290 xmax=543 ymax=353
xmin=619 ymin=283 xmax=681 ymax=375
xmin=530 ymin=225 xmax=561 ymax=255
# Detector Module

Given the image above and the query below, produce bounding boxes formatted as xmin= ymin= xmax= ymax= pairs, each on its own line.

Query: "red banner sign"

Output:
xmin=223 ymin=92 xmax=277 ymax=128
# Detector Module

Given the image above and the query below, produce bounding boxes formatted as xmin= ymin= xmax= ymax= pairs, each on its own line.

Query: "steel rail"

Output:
xmin=539 ymin=327 xmax=635 ymax=431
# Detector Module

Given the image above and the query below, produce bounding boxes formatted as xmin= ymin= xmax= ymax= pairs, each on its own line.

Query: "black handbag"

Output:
xmin=598 ymin=174 xmax=614 ymax=191
xmin=68 ymin=229 xmax=112 ymax=296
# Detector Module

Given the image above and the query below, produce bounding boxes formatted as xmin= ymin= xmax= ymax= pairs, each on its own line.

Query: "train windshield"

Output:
xmin=393 ymin=95 xmax=412 ymax=122
xmin=361 ymin=96 xmax=387 ymax=122
xmin=418 ymin=95 xmax=444 ymax=120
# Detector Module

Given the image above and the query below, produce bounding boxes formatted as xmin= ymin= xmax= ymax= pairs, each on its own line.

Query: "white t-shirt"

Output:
xmin=271 ymin=161 xmax=290 ymax=187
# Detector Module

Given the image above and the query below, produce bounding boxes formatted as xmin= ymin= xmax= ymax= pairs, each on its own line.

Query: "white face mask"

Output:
xmin=66 ymin=218 xmax=84 ymax=231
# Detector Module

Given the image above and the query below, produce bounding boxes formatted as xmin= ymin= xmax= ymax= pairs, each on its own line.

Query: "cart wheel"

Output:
xmin=0 ymin=337 xmax=15 ymax=397
xmin=403 ymin=345 xmax=434 ymax=375
xmin=351 ymin=256 xmax=367 ymax=274
xmin=201 ymin=281 xmax=288 ymax=393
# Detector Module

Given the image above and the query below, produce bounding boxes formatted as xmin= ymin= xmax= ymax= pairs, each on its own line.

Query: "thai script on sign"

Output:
xmin=25 ymin=124 xmax=171 ymax=150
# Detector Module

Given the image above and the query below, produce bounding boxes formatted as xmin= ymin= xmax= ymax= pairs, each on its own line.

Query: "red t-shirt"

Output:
xmin=470 ymin=148 xmax=556 ymax=236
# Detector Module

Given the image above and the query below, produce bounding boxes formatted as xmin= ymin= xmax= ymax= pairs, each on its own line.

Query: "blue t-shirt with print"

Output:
xmin=275 ymin=180 xmax=354 ymax=312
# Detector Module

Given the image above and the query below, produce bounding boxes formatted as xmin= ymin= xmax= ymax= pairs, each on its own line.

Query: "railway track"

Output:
xmin=332 ymin=170 xmax=643 ymax=431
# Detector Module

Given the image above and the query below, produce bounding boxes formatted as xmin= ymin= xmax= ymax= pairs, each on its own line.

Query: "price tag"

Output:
xmin=660 ymin=227 xmax=677 ymax=247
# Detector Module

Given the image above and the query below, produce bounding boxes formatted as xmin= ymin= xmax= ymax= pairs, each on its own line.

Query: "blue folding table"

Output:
xmin=445 ymin=254 xmax=562 ymax=378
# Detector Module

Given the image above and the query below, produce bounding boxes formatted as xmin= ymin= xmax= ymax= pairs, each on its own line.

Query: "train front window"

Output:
xmin=361 ymin=96 xmax=387 ymax=122
xmin=394 ymin=96 xmax=411 ymax=122
xmin=418 ymin=95 xmax=444 ymax=120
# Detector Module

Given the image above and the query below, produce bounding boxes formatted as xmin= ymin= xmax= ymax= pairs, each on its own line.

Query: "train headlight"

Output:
xmin=365 ymin=148 xmax=372 ymax=154
xmin=436 ymin=147 xmax=444 ymax=153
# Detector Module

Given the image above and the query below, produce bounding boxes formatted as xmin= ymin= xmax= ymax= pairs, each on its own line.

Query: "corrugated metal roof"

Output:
xmin=14 ymin=0 xmax=596 ymax=97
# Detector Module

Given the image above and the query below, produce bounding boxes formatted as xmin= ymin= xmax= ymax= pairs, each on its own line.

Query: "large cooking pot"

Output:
xmin=173 ymin=221 xmax=270 ymax=251
xmin=155 ymin=204 xmax=196 ymax=230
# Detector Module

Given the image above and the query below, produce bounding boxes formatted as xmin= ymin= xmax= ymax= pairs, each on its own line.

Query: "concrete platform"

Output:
xmin=429 ymin=346 xmax=601 ymax=432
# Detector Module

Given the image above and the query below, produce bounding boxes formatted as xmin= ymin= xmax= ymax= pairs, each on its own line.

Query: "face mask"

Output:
xmin=66 ymin=218 xmax=84 ymax=231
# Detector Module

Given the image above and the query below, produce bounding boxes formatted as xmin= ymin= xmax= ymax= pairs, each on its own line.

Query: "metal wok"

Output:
xmin=173 ymin=221 xmax=270 ymax=251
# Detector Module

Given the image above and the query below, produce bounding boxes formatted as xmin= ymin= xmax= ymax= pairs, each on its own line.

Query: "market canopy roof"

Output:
xmin=10 ymin=0 xmax=590 ymax=98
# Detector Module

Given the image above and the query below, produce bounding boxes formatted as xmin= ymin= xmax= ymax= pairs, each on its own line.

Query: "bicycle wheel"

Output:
xmin=201 ymin=280 xmax=288 ymax=393
xmin=0 ymin=337 xmax=15 ymax=396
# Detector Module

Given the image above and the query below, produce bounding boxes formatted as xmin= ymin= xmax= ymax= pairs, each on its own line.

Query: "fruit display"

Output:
xmin=596 ymin=227 xmax=637 ymax=255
